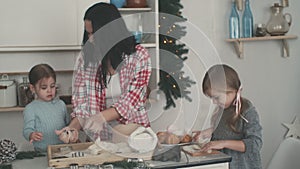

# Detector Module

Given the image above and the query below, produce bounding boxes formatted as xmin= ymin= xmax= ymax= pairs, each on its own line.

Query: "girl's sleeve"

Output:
xmin=61 ymin=100 xmax=70 ymax=125
xmin=113 ymin=48 xmax=151 ymax=124
xmin=242 ymin=107 xmax=263 ymax=165
xmin=23 ymin=107 xmax=35 ymax=142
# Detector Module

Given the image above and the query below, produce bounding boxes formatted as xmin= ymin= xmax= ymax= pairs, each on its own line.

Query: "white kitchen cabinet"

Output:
xmin=0 ymin=0 xmax=159 ymax=73
xmin=0 ymin=0 xmax=159 ymax=111
xmin=119 ymin=0 xmax=159 ymax=90
xmin=0 ymin=0 xmax=158 ymax=51
xmin=0 ymin=0 xmax=105 ymax=49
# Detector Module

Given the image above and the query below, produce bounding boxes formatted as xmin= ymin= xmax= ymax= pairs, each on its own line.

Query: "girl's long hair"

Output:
xmin=82 ymin=2 xmax=137 ymax=89
xmin=202 ymin=64 xmax=249 ymax=133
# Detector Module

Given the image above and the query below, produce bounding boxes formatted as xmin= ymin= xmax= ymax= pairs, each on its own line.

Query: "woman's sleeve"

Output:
xmin=71 ymin=54 xmax=90 ymax=118
xmin=23 ymin=107 xmax=35 ymax=141
xmin=113 ymin=48 xmax=151 ymax=123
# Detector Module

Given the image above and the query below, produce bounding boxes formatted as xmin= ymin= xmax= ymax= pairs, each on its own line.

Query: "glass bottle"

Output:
xmin=229 ymin=1 xmax=240 ymax=39
xmin=17 ymin=77 xmax=33 ymax=107
xmin=242 ymin=0 xmax=253 ymax=38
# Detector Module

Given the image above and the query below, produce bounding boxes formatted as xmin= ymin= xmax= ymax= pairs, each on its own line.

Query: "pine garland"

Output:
xmin=158 ymin=0 xmax=195 ymax=109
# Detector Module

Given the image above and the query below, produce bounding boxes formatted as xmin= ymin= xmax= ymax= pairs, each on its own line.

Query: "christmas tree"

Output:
xmin=158 ymin=0 xmax=196 ymax=109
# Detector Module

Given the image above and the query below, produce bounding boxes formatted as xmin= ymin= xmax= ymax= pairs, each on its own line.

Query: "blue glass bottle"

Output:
xmin=242 ymin=0 xmax=254 ymax=38
xmin=229 ymin=1 xmax=240 ymax=39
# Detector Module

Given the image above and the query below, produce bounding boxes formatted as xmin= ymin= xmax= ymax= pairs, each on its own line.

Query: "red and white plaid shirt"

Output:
xmin=71 ymin=45 xmax=151 ymax=140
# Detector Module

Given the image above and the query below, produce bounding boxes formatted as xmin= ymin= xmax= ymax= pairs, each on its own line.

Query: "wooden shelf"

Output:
xmin=141 ymin=43 xmax=157 ymax=48
xmin=0 ymin=45 xmax=82 ymax=52
xmin=0 ymin=104 xmax=72 ymax=113
xmin=0 ymin=42 xmax=156 ymax=53
xmin=118 ymin=7 xmax=152 ymax=12
xmin=226 ymin=35 xmax=298 ymax=58
xmin=0 ymin=70 xmax=74 ymax=76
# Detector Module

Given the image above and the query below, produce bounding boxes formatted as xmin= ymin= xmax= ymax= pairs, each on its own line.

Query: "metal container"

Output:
xmin=0 ymin=74 xmax=17 ymax=107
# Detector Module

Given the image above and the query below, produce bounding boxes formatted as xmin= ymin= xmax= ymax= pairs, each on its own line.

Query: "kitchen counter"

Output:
xmin=11 ymin=152 xmax=231 ymax=169
xmin=147 ymin=151 xmax=231 ymax=169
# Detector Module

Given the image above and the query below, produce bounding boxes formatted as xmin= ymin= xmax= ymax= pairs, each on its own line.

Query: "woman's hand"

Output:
xmin=55 ymin=127 xmax=78 ymax=143
xmin=29 ymin=132 xmax=43 ymax=143
xmin=80 ymin=112 xmax=105 ymax=134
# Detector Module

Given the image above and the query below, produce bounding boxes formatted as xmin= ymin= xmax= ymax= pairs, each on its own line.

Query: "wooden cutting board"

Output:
xmin=181 ymin=145 xmax=220 ymax=157
xmin=47 ymin=142 xmax=153 ymax=168
xmin=47 ymin=142 xmax=124 ymax=168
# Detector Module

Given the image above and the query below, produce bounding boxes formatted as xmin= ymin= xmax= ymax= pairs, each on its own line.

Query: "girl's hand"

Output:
xmin=192 ymin=131 xmax=201 ymax=141
xmin=200 ymin=140 xmax=225 ymax=152
xmin=29 ymin=132 xmax=43 ymax=143
xmin=55 ymin=127 xmax=78 ymax=143
xmin=192 ymin=128 xmax=213 ymax=142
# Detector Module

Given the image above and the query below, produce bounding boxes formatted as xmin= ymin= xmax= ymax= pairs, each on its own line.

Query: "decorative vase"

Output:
xmin=110 ymin=0 xmax=126 ymax=8
xmin=126 ymin=0 xmax=147 ymax=8
xmin=266 ymin=3 xmax=292 ymax=36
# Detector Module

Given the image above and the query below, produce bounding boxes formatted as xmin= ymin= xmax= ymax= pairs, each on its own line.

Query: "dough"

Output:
xmin=181 ymin=134 xmax=192 ymax=143
xmin=165 ymin=133 xmax=180 ymax=144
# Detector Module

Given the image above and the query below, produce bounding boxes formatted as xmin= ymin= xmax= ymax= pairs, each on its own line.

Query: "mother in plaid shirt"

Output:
xmin=56 ymin=3 xmax=152 ymax=143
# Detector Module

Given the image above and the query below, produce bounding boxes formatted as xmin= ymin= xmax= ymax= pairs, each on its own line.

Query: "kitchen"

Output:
xmin=0 ymin=0 xmax=300 ymax=168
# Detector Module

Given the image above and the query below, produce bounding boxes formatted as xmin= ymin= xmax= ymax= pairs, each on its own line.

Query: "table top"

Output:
xmin=11 ymin=151 xmax=231 ymax=169
xmin=147 ymin=151 xmax=231 ymax=169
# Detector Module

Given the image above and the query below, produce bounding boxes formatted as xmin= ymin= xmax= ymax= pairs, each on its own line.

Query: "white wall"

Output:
xmin=178 ymin=0 xmax=300 ymax=168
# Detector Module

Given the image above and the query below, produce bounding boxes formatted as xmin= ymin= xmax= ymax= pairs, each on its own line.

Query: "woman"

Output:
xmin=56 ymin=2 xmax=151 ymax=142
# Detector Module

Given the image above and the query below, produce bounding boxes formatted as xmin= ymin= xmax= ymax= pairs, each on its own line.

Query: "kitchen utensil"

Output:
xmin=128 ymin=127 xmax=158 ymax=153
xmin=0 ymin=74 xmax=17 ymax=107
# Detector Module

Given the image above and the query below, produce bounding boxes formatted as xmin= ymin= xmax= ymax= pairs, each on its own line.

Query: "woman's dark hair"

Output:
xmin=82 ymin=2 xmax=137 ymax=88
xmin=28 ymin=64 xmax=56 ymax=85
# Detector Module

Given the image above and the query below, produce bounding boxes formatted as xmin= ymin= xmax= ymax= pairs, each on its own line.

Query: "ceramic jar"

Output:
xmin=126 ymin=0 xmax=147 ymax=8
xmin=266 ymin=3 xmax=292 ymax=36
xmin=0 ymin=74 xmax=17 ymax=107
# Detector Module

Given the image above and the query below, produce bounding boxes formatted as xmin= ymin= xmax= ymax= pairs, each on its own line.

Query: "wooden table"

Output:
xmin=12 ymin=151 xmax=231 ymax=169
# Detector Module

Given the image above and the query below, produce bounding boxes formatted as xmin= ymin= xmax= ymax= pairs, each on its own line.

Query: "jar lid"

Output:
xmin=0 ymin=74 xmax=15 ymax=86
xmin=0 ymin=80 xmax=14 ymax=86
xmin=273 ymin=3 xmax=282 ymax=7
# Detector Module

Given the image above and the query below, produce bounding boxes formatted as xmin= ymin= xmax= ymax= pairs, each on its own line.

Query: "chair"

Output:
xmin=266 ymin=137 xmax=300 ymax=169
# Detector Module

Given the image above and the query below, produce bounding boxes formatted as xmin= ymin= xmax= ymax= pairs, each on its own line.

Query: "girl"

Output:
xmin=200 ymin=64 xmax=263 ymax=169
xmin=23 ymin=64 xmax=70 ymax=152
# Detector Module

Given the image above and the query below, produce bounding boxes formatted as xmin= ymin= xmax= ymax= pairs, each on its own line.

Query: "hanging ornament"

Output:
xmin=282 ymin=116 xmax=300 ymax=139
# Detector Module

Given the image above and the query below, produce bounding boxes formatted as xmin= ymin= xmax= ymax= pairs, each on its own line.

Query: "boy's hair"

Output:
xmin=202 ymin=64 xmax=248 ymax=133
xmin=28 ymin=64 xmax=56 ymax=85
